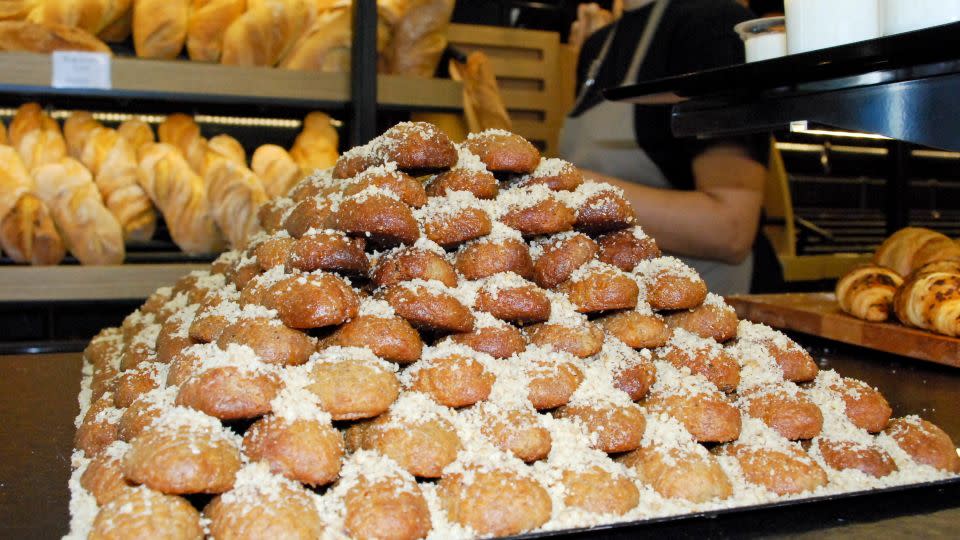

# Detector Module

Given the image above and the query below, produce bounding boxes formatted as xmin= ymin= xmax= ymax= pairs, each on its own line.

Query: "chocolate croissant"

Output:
xmin=835 ymin=265 xmax=903 ymax=322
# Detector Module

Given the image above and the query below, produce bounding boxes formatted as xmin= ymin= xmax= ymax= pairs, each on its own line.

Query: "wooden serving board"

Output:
xmin=727 ymin=292 xmax=960 ymax=368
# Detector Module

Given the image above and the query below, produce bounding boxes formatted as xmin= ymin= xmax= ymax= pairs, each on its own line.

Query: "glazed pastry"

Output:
xmin=597 ymin=226 xmax=661 ymax=271
xmin=885 ymin=416 xmax=960 ymax=472
xmin=814 ymin=438 xmax=898 ymax=478
xmin=175 ymin=345 xmax=280 ymax=420
xmin=525 ymin=319 xmax=604 ymax=358
xmin=657 ymin=329 xmax=740 ymax=393
xmin=403 ymin=344 xmax=495 ymax=408
xmin=382 ymin=280 xmax=474 ymax=333
xmin=438 ymin=464 xmax=551 ymax=536
xmin=563 ymin=181 xmax=636 ymax=234
xmin=735 ymin=321 xmax=819 ymax=383
xmin=530 ymin=231 xmax=599 ymax=290
xmin=665 ymin=293 xmax=740 ymax=343
xmin=342 ymin=164 xmax=427 ymax=208
xmin=335 ymin=188 xmax=420 ymax=247
xmin=461 ymin=129 xmax=540 ymax=173
xmin=826 ymin=375 xmax=892 ymax=433
xmin=558 ymin=261 xmax=639 ymax=313
xmin=448 ymin=314 xmax=528 ymax=359
xmin=597 ymin=309 xmax=671 ymax=349
xmin=305 ymin=347 xmax=400 ymax=420
xmin=514 ymin=157 xmax=583 ymax=191
xmin=75 ymin=392 xmax=121 ymax=457
xmin=455 ymin=233 xmax=534 ymax=280
xmin=415 ymin=191 xmax=492 ymax=248
xmin=633 ymin=256 xmax=708 ymax=311
xmin=89 ymin=486 xmax=203 ymax=540
xmin=644 ymin=362 xmax=741 ymax=443
xmin=495 ymin=185 xmax=576 ymax=237
xmin=738 ymin=384 xmax=823 ymax=440
xmin=522 ymin=348 xmax=584 ymax=410
xmin=80 ymin=441 xmax=135 ymax=505
xmin=338 ymin=451 xmax=433 ymax=540
xmin=467 ymin=402 xmax=551 ymax=463
xmin=555 ymin=401 xmax=646 ymax=453
xmin=242 ymin=405 xmax=343 ymax=486
xmin=371 ymin=243 xmax=457 ymax=287
xmin=427 ymin=147 xmax=499 ymax=199
xmin=240 ymin=269 xmax=359 ymax=329
xmin=559 ymin=464 xmax=639 ymax=515
xmin=470 ymin=272 xmax=551 ymax=325
xmin=835 ymin=264 xmax=903 ymax=322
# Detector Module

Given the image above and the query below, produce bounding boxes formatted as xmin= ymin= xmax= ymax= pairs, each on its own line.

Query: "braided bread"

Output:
xmin=835 ymin=265 xmax=903 ymax=322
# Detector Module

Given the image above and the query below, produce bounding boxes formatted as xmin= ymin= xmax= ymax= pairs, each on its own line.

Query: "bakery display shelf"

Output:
xmin=0 ymin=263 xmax=207 ymax=302
xmin=0 ymin=51 xmax=463 ymax=112
xmin=727 ymin=292 xmax=960 ymax=368
xmin=4 ymin=346 xmax=960 ymax=539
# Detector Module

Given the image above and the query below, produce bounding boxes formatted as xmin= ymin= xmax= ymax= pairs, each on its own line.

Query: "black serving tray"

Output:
xmin=511 ymin=477 xmax=960 ymax=539
xmin=603 ymin=21 xmax=960 ymax=104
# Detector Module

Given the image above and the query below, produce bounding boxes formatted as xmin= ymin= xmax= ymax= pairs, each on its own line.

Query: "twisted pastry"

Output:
xmin=894 ymin=264 xmax=960 ymax=336
xmin=835 ymin=265 xmax=903 ymax=322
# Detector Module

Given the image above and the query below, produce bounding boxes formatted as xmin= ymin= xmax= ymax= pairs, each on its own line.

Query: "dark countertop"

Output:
xmin=1 ymin=338 xmax=958 ymax=539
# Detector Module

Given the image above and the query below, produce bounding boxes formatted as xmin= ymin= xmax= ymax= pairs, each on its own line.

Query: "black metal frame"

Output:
xmin=351 ymin=0 xmax=378 ymax=146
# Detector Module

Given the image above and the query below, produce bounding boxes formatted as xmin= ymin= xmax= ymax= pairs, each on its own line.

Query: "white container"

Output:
xmin=882 ymin=0 xmax=960 ymax=36
xmin=785 ymin=0 xmax=881 ymax=54
xmin=735 ymin=17 xmax=787 ymax=63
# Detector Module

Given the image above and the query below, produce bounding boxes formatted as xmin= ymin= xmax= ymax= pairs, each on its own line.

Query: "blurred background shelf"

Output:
xmin=0 ymin=264 xmax=207 ymax=302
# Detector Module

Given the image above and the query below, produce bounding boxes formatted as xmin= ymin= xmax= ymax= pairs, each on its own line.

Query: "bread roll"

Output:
xmin=280 ymin=7 xmax=350 ymax=72
xmin=0 ymin=144 xmax=65 ymax=265
xmin=187 ymin=0 xmax=245 ymax=62
xmin=80 ymin=126 xmax=157 ymax=241
xmin=835 ymin=265 xmax=903 ymax=322
xmin=64 ymin=111 xmax=103 ymax=159
xmin=137 ymin=143 xmax=225 ymax=254
xmin=894 ymin=267 xmax=960 ymax=337
xmin=8 ymin=102 xmax=57 ymax=146
xmin=0 ymin=144 xmax=33 ymax=222
xmin=207 ymin=133 xmax=245 ymax=165
xmin=0 ymin=19 xmax=112 ymax=53
xmin=204 ymin=157 xmax=267 ymax=248
xmin=251 ymin=144 xmax=299 ymax=197
xmin=33 ymin=157 xmax=125 ymax=265
xmin=158 ymin=113 xmax=206 ymax=173
xmin=27 ymin=0 xmax=131 ymax=35
xmin=133 ymin=0 xmax=188 ymax=59
xmin=221 ymin=0 xmax=313 ymax=66
xmin=290 ymin=111 xmax=338 ymax=175
xmin=383 ymin=0 xmax=454 ymax=77
xmin=874 ymin=227 xmax=960 ymax=277
xmin=117 ymin=118 xmax=155 ymax=154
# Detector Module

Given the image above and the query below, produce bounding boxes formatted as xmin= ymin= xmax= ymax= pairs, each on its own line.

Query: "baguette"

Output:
xmin=383 ymin=0 xmax=454 ymax=77
xmin=158 ymin=113 xmax=207 ymax=173
xmin=64 ymin=110 xmax=103 ymax=159
xmin=0 ymin=20 xmax=111 ymax=53
xmin=289 ymin=111 xmax=338 ymax=175
xmin=133 ymin=0 xmax=188 ymax=59
xmin=894 ymin=264 xmax=960 ymax=337
xmin=137 ymin=142 xmax=225 ymax=254
xmin=251 ymin=143 xmax=300 ymax=197
xmin=835 ymin=265 xmax=903 ymax=322
xmin=33 ymin=157 xmax=125 ymax=265
xmin=27 ymin=0 xmax=131 ymax=35
xmin=0 ymin=21 xmax=110 ymax=54
xmin=221 ymin=0 xmax=314 ymax=66
xmin=0 ymin=144 xmax=66 ymax=265
xmin=450 ymin=51 xmax=512 ymax=132
xmin=874 ymin=227 xmax=960 ymax=277
xmin=117 ymin=118 xmax=155 ymax=155
xmin=204 ymin=156 xmax=267 ymax=248
xmin=80 ymin=126 xmax=157 ymax=241
xmin=187 ymin=0 xmax=245 ymax=62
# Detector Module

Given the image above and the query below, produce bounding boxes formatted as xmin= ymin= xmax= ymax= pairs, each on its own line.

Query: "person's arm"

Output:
xmin=582 ymin=142 xmax=765 ymax=264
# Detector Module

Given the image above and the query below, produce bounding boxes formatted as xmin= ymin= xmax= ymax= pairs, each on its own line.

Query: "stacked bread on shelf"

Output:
xmin=68 ymin=123 xmax=958 ymax=539
xmin=1 ymin=0 xmax=454 ymax=77
xmin=836 ymin=227 xmax=960 ymax=336
xmin=0 ymin=104 xmax=341 ymax=264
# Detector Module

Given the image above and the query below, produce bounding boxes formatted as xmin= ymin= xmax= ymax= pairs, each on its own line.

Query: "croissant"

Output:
xmin=835 ymin=265 xmax=903 ymax=322
xmin=32 ymin=157 xmax=125 ymax=265
xmin=289 ymin=111 xmax=339 ymax=175
xmin=874 ymin=227 xmax=960 ymax=277
xmin=251 ymin=144 xmax=300 ymax=198
xmin=894 ymin=267 xmax=960 ymax=336
xmin=80 ymin=126 xmax=157 ymax=242
xmin=137 ymin=143 xmax=225 ymax=254
xmin=187 ymin=0 xmax=246 ymax=62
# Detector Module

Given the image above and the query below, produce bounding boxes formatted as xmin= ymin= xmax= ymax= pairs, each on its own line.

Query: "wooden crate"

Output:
xmin=447 ymin=24 xmax=566 ymax=156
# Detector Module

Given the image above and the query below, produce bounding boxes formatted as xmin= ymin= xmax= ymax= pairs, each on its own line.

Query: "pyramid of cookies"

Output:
xmin=67 ymin=124 xmax=959 ymax=539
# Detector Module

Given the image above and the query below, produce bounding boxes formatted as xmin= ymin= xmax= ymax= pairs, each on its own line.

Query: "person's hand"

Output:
xmin=569 ymin=2 xmax=621 ymax=54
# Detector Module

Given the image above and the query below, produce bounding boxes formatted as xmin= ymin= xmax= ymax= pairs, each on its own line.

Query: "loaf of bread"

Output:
xmin=187 ymin=0 xmax=245 ymax=62
xmin=133 ymin=0 xmax=188 ymax=59
xmin=158 ymin=113 xmax=207 ymax=173
xmin=137 ymin=142 xmax=225 ymax=254
xmin=251 ymin=143 xmax=299 ymax=197
xmin=0 ymin=144 xmax=66 ymax=265
xmin=289 ymin=111 xmax=338 ymax=175
xmin=0 ymin=0 xmax=38 ymax=21
xmin=894 ymin=263 xmax=960 ymax=337
xmin=835 ymin=265 xmax=904 ymax=322
xmin=80 ymin=126 xmax=157 ymax=241
xmin=27 ymin=0 xmax=131 ymax=35
xmin=10 ymin=103 xmax=66 ymax=170
xmin=0 ymin=20 xmax=112 ymax=53
xmin=450 ymin=51 xmax=512 ymax=133
xmin=874 ymin=227 xmax=960 ymax=277
xmin=97 ymin=7 xmax=131 ymax=42
xmin=33 ymin=157 xmax=125 ymax=265
xmin=383 ymin=0 xmax=454 ymax=77
xmin=280 ymin=6 xmax=351 ymax=72
xmin=221 ymin=0 xmax=313 ymax=66
xmin=204 ymin=156 xmax=267 ymax=247
xmin=117 ymin=118 xmax=155 ymax=155
xmin=64 ymin=110 xmax=103 ymax=159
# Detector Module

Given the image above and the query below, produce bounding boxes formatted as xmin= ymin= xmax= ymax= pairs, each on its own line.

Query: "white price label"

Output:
xmin=51 ymin=51 xmax=112 ymax=90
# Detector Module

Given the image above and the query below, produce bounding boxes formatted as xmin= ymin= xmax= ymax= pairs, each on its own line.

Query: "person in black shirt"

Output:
xmin=559 ymin=0 xmax=766 ymax=295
